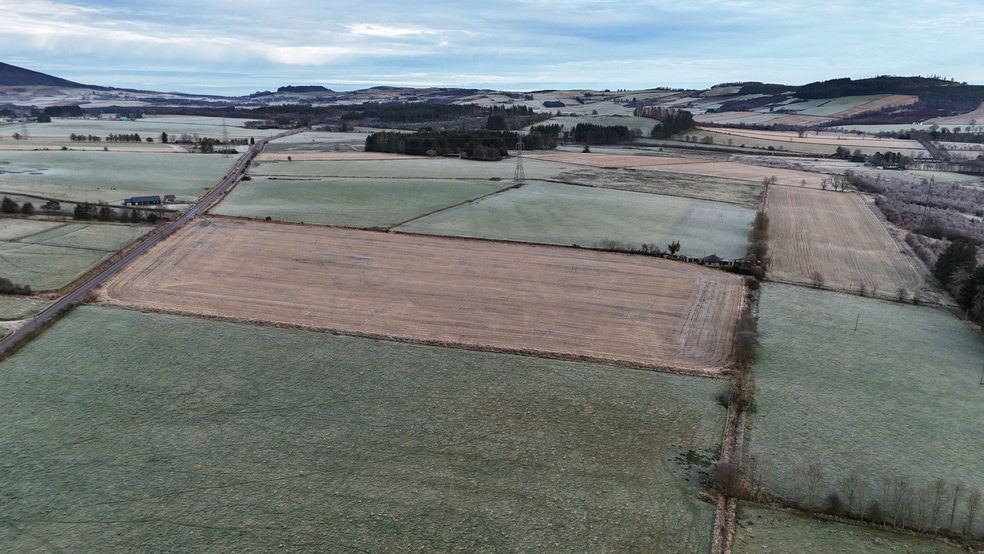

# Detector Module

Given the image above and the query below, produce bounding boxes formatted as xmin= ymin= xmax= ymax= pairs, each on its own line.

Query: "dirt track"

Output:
xmin=766 ymin=187 xmax=924 ymax=294
xmin=102 ymin=219 xmax=744 ymax=372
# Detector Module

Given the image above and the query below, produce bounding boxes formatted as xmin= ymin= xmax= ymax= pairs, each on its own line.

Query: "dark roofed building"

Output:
xmin=124 ymin=195 xmax=162 ymax=206
xmin=163 ymin=194 xmax=176 ymax=203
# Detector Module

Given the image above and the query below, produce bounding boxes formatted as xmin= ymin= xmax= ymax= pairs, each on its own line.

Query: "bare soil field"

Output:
xmin=654 ymin=161 xmax=825 ymax=188
xmin=530 ymin=151 xmax=822 ymax=188
xmin=766 ymin=187 xmax=925 ymax=295
xmin=693 ymin=112 xmax=761 ymax=123
xmin=103 ymin=219 xmax=744 ymax=373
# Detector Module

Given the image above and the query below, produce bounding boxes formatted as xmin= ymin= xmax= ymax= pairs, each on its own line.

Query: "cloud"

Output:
xmin=0 ymin=0 xmax=981 ymax=94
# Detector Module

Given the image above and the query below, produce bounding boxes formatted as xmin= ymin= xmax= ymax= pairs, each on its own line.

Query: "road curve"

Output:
xmin=0 ymin=138 xmax=271 ymax=356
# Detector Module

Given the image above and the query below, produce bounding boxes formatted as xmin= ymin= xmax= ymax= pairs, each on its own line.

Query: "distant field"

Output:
xmin=249 ymin=157 xmax=578 ymax=181
xmin=398 ymin=181 xmax=757 ymax=259
xmin=766 ymin=186 xmax=924 ymax=295
xmin=530 ymin=149 xmax=824 ymax=188
xmin=733 ymin=505 xmax=964 ymax=554
xmin=20 ymin=115 xmax=277 ymax=141
xmin=0 ymin=219 xmax=150 ymax=290
xmin=0 ymin=150 xmax=236 ymax=203
xmin=263 ymin=130 xmax=370 ymax=153
xmin=0 ymin=305 xmax=725 ymax=551
xmin=0 ymin=295 xmax=50 ymax=320
xmin=554 ymin=166 xmax=764 ymax=207
xmin=781 ymin=95 xmax=889 ymax=117
xmin=104 ymin=218 xmax=745 ymax=372
xmin=212 ymin=177 xmax=507 ymax=227
xmin=703 ymin=127 xmax=926 ymax=152
xmin=746 ymin=284 xmax=984 ymax=533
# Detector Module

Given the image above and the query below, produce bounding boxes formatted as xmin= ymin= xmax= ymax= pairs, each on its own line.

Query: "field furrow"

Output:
xmin=766 ymin=186 xmax=924 ymax=295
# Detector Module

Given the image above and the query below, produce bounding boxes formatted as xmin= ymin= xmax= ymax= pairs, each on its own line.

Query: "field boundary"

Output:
xmin=388 ymin=182 xmax=523 ymax=228
xmin=95 ymin=300 xmax=735 ymax=378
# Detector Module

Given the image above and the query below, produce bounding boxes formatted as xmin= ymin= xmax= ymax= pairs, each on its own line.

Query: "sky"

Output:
xmin=1 ymin=0 xmax=983 ymax=95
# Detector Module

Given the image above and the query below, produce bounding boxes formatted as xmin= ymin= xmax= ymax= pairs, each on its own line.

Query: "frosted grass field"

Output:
xmin=18 ymin=116 xmax=277 ymax=141
xmin=0 ymin=295 xmax=51 ymax=320
xmin=249 ymin=156 xmax=579 ymax=181
xmin=747 ymin=283 xmax=984 ymax=531
xmin=733 ymin=505 xmax=963 ymax=554
xmin=0 ymin=242 xmax=110 ymax=290
xmin=213 ymin=177 xmax=506 ymax=227
xmin=397 ymin=181 xmax=756 ymax=258
xmin=0 ymin=219 xmax=151 ymax=290
xmin=264 ymin=131 xmax=370 ymax=153
xmin=0 ymin=150 xmax=236 ymax=203
xmin=0 ymin=305 xmax=725 ymax=552
xmin=21 ymin=223 xmax=151 ymax=251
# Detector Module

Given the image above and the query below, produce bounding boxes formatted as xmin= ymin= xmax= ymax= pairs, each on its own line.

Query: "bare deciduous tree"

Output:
xmin=950 ymin=481 xmax=965 ymax=530
xmin=965 ymin=488 xmax=982 ymax=535
xmin=806 ymin=464 xmax=825 ymax=507
xmin=930 ymin=478 xmax=947 ymax=527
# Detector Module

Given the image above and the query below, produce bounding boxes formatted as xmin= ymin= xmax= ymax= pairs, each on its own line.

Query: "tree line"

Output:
xmin=569 ymin=123 xmax=637 ymax=145
xmin=365 ymin=128 xmax=557 ymax=158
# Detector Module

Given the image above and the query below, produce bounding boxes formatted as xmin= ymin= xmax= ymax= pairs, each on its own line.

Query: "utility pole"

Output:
xmin=513 ymin=133 xmax=525 ymax=184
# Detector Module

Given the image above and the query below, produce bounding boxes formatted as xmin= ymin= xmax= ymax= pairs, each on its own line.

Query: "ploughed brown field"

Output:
xmin=766 ymin=186 xmax=924 ymax=295
xmin=102 ymin=218 xmax=744 ymax=372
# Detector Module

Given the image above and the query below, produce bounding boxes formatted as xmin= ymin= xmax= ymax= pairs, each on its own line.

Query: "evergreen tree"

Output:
xmin=934 ymin=240 xmax=977 ymax=287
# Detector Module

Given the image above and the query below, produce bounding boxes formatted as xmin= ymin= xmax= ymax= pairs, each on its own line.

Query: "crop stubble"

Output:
xmin=766 ymin=186 xmax=923 ymax=293
xmin=103 ymin=218 xmax=744 ymax=372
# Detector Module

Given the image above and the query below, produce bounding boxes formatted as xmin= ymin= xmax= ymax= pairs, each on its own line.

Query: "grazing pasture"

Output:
xmin=733 ymin=505 xmax=964 ymax=554
xmin=103 ymin=218 xmax=745 ymax=372
xmin=398 ymin=181 xmax=757 ymax=259
xmin=212 ymin=177 xmax=507 ymax=227
xmin=0 ymin=305 xmax=725 ymax=551
xmin=0 ymin=150 xmax=236 ymax=203
xmin=765 ymin=186 xmax=925 ymax=295
xmin=746 ymin=284 xmax=984 ymax=533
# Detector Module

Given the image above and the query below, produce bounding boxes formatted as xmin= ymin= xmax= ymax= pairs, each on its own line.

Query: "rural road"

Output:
xmin=0 ymin=138 xmax=270 ymax=356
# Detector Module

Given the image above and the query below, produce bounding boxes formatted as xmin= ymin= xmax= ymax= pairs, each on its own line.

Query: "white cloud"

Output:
xmin=348 ymin=24 xmax=432 ymax=37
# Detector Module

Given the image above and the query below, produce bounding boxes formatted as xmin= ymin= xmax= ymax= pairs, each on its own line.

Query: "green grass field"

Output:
xmin=0 ymin=305 xmax=725 ymax=552
xmin=0 ymin=295 xmax=51 ymax=320
xmin=212 ymin=177 xmax=507 ymax=227
xmin=397 ymin=181 xmax=757 ymax=258
xmin=732 ymin=505 xmax=964 ymax=554
xmin=0 ymin=150 xmax=236 ymax=203
xmin=747 ymin=284 xmax=984 ymax=533
xmin=250 ymin=157 xmax=579 ymax=181
xmin=264 ymin=131 xmax=370 ymax=152
xmin=0 ymin=219 xmax=150 ymax=290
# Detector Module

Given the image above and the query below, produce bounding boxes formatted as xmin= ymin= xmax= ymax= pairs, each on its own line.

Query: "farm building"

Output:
xmin=124 ymin=195 xmax=162 ymax=206
xmin=164 ymin=194 xmax=176 ymax=203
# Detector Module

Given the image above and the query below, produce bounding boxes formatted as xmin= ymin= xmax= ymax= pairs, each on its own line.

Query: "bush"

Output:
xmin=707 ymin=461 xmax=742 ymax=497
xmin=1 ymin=196 xmax=19 ymax=214
xmin=20 ymin=202 xmax=34 ymax=216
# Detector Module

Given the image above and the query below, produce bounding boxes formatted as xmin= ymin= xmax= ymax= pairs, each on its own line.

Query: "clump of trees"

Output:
xmin=1 ymin=196 xmax=19 ymax=214
xmin=105 ymin=133 xmax=143 ymax=143
xmin=0 ymin=277 xmax=30 ymax=295
xmin=747 ymin=210 xmax=769 ymax=261
xmin=570 ymin=123 xmax=637 ymax=145
xmin=634 ymin=106 xmax=695 ymax=139
xmin=68 ymin=134 xmax=103 ymax=142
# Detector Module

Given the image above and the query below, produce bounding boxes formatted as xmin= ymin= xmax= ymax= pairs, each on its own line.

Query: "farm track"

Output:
xmin=765 ymin=186 xmax=924 ymax=295
xmin=102 ymin=218 xmax=745 ymax=374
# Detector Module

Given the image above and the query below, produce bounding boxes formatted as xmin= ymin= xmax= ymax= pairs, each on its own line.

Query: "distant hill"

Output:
xmin=0 ymin=61 xmax=91 ymax=88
